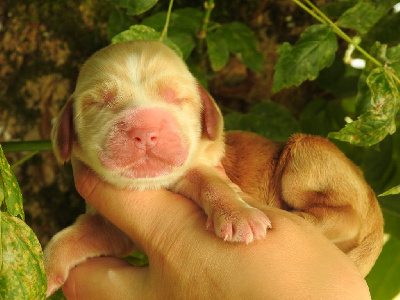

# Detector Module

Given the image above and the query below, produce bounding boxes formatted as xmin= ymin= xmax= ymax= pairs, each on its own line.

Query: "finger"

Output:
xmin=71 ymin=157 xmax=205 ymax=251
xmin=62 ymin=257 xmax=148 ymax=299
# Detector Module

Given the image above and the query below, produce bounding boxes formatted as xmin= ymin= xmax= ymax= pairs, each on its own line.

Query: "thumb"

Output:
xmin=62 ymin=257 xmax=148 ymax=299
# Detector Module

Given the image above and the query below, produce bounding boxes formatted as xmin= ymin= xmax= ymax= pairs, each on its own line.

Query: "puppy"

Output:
xmin=44 ymin=40 xmax=383 ymax=296
xmin=44 ymin=40 xmax=271 ymax=296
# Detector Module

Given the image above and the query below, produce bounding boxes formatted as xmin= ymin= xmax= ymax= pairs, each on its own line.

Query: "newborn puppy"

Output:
xmin=44 ymin=41 xmax=271 ymax=296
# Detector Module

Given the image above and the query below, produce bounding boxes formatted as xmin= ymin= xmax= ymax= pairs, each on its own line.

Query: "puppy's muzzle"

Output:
xmin=99 ymin=107 xmax=189 ymax=178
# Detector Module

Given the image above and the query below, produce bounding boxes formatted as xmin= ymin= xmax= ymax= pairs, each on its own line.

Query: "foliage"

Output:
xmin=0 ymin=145 xmax=46 ymax=299
xmin=1 ymin=0 xmax=400 ymax=298
xmin=272 ymin=24 xmax=338 ymax=92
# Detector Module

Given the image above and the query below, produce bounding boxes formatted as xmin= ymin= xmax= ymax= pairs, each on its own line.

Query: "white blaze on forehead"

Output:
xmin=125 ymin=54 xmax=141 ymax=84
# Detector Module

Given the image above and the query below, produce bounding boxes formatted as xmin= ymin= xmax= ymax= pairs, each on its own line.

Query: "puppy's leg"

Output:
xmin=43 ymin=213 xmax=134 ymax=297
xmin=172 ymin=165 xmax=272 ymax=244
xmin=276 ymin=134 xmax=365 ymax=245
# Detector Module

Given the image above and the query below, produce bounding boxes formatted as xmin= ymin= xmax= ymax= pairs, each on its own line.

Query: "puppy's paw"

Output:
xmin=44 ymin=248 xmax=73 ymax=297
xmin=206 ymin=205 xmax=272 ymax=244
xmin=45 ymin=267 xmax=69 ymax=298
xmin=43 ymin=229 xmax=88 ymax=297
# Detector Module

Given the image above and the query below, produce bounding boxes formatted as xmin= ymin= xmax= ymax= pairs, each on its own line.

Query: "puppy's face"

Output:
xmin=52 ymin=41 xmax=223 ymax=189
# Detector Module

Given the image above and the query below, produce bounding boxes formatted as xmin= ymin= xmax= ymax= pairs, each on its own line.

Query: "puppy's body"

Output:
xmin=223 ymin=131 xmax=383 ymax=277
xmin=44 ymin=41 xmax=383 ymax=296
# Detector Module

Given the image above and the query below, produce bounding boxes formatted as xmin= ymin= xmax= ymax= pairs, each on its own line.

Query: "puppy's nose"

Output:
xmin=130 ymin=129 xmax=158 ymax=150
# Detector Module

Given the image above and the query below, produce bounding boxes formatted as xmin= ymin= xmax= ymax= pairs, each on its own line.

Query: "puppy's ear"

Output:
xmin=51 ymin=98 xmax=75 ymax=163
xmin=198 ymin=83 xmax=223 ymax=140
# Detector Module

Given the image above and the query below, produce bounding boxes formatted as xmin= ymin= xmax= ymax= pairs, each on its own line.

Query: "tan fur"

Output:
xmin=45 ymin=41 xmax=383 ymax=297
xmin=222 ymin=131 xmax=384 ymax=277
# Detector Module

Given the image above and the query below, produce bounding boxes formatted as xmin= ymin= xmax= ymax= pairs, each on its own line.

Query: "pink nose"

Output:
xmin=129 ymin=129 xmax=158 ymax=150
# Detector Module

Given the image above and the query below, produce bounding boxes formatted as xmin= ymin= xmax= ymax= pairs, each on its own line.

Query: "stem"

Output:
xmin=1 ymin=140 xmax=53 ymax=152
xmin=305 ymin=0 xmax=383 ymax=68
xmin=12 ymin=151 xmax=39 ymax=169
xmin=196 ymin=0 xmax=215 ymax=54
xmin=294 ymin=0 xmax=383 ymax=68
xmin=292 ymin=0 xmax=325 ymax=24
xmin=160 ymin=0 xmax=174 ymax=41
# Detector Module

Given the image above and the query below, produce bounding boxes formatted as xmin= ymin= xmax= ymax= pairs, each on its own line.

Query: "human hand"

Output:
xmin=62 ymin=159 xmax=371 ymax=299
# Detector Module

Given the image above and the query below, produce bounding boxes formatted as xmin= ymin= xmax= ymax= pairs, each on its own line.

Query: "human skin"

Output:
xmin=62 ymin=160 xmax=371 ymax=299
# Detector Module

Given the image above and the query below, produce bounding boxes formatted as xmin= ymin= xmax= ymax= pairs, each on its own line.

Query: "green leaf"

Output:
xmin=365 ymin=13 xmax=400 ymax=46
xmin=110 ymin=0 xmax=158 ymax=15
xmin=329 ymin=67 xmax=400 ymax=146
xmin=140 ymin=8 xmax=202 ymax=60
xmin=124 ymin=250 xmax=149 ymax=267
xmin=111 ymin=25 xmax=183 ymax=58
xmin=107 ymin=6 xmax=133 ymax=41
xmin=168 ymin=33 xmax=195 ymax=60
xmin=321 ymin=0 xmax=358 ymax=18
xmin=382 ymin=208 xmax=400 ymax=241
xmin=387 ymin=44 xmax=400 ymax=80
xmin=366 ymin=236 xmax=400 ymax=300
xmin=360 ymin=136 xmax=394 ymax=193
xmin=206 ymin=31 xmax=229 ymax=71
xmin=218 ymin=22 xmax=263 ymax=72
xmin=48 ymin=288 xmax=66 ymax=300
xmin=0 ymin=145 xmax=24 ymax=219
xmin=272 ymin=24 xmax=338 ymax=92
xmin=316 ymin=55 xmax=361 ymax=98
xmin=380 ymin=194 xmax=400 ymax=215
xmin=224 ymin=102 xmax=301 ymax=142
xmin=141 ymin=8 xmax=202 ymax=34
xmin=0 ymin=212 xmax=46 ymax=299
xmin=300 ymin=99 xmax=346 ymax=137
xmin=379 ymin=185 xmax=400 ymax=196
xmin=336 ymin=0 xmax=397 ymax=35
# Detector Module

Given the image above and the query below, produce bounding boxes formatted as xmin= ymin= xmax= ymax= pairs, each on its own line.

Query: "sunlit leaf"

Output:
xmin=0 ymin=212 xmax=46 ymax=299
xmin=329 ymin=67 xmax=399 ymax=146
xmin=111 ymin=25 xmax=183 ymax=58
xmin=379 ymin=185 xmax=400 ymax=197
xmin=0 ymin=145 xmax=24 ymax=219
xmin=272 ymin=24 xmax=337 ymax=92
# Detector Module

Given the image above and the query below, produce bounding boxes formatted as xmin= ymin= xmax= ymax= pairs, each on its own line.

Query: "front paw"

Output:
xmin=43 ymin=229 xmax=89 ymax=297
xmin=206 ymin=205 xmax=272 ymax=244
xmin=44 ymin=263 xmax=69 ymax=298
xmin=44 ymin=239 xmax=75 ymax=297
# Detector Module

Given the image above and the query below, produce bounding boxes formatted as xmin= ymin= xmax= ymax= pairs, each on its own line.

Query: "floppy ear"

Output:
xmin=51 ymin=98 xmax=75 ymax=163
xmin=198 ymin=83 xmax=223 ymax=140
